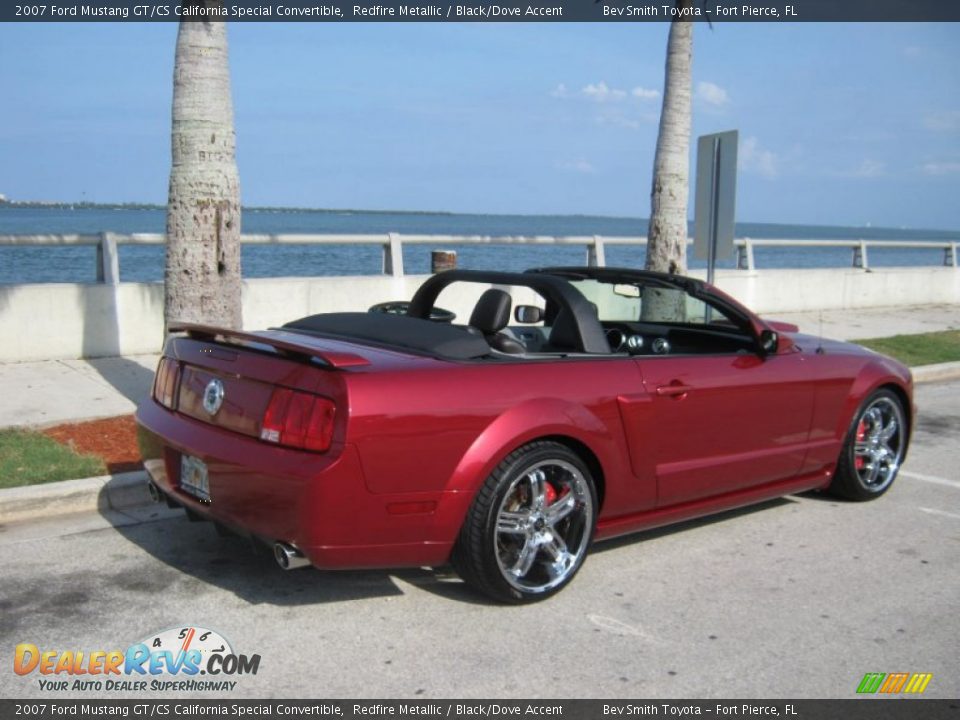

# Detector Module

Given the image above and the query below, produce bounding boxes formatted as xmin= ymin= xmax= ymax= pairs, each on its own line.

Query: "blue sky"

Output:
xmin=1 ymin=21 xmax=958 ymax=229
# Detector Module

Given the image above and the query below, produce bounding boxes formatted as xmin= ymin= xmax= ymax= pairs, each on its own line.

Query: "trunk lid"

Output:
xmin=158 ymin=323 xmax=375 ymax=448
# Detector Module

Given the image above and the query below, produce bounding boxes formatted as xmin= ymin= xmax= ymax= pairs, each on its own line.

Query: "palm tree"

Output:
xmin=641 ymin=0 xmax=693 ymax=321
xmin=645 ymin=0 xmax=694 ymax=277
xmin=164 ymin=1 xmax=242 ymax=332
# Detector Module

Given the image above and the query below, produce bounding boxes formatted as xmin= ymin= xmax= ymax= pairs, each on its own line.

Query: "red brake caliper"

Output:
xmin=544 ymin=483 xmax=558 ymax=506
xmin=855 ymin=419 xmax=867 ymax=469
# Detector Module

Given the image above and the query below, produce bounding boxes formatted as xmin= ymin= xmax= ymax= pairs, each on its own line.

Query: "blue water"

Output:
xmin=0 ymin=206 xmax=955 ymax=284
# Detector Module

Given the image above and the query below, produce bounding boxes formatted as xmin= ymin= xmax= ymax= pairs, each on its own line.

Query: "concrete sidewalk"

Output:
xmin=0 ymin=353 xmax=160 ymax=429
xmin=0 ymin=303 xmax=958 ymax=431
xmin=769 ymin=303 xmax=960 ymax=344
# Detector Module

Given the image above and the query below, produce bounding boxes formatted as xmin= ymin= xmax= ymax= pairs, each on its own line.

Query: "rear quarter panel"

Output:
xmin=344 ymin=357 xmax=651 ymax=517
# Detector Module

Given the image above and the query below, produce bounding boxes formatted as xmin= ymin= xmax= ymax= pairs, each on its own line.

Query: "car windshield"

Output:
xmin=567 ymin=278 xmax=733 ymax=326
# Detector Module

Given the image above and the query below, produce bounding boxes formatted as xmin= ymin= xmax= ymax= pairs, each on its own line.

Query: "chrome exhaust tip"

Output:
xmin=273 ymin=542 xmax=310 ymax=570
xmin=147 ymin=481 xmax=161 ymax=504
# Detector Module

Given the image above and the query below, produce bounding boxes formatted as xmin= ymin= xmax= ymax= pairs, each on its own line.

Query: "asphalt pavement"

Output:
xmin=1 ymin=379 xmax=957 ymax=699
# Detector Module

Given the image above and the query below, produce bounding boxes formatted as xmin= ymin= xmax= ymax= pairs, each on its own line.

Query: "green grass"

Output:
xmin=0 ymin=429 xmax=106 ymax=489
xmin=857 ymin=330 xmax=960 ymax=367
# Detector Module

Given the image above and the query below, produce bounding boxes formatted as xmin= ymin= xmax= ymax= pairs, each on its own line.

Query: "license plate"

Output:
xmin=180 ymin=454 xmax=211 ymax=502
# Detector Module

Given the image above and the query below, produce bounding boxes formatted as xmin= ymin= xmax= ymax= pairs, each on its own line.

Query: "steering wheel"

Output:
xmin=368 ymin=301 xmax=457 ymax=324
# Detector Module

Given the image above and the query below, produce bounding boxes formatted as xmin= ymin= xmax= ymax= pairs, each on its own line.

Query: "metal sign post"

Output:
xmin=694 ymin=130 xmax=739 ymax=287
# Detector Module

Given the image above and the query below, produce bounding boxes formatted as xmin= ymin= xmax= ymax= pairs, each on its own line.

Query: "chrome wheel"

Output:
xmin=852 ymin=396 xmax=905 ymax=492
xmin=494 ymin=459 xmax=594 ymax=595
xmin=452 ymin=441 xmax=598 ymax=602
xmin=829 ymin=389 xmax=909 ymax=501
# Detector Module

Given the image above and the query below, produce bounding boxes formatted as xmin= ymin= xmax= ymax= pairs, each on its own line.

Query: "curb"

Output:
xmin=1 ymin=364 xmax=958 ymax=527
xmin=0 ymin=471 xmax=152 ymax=526
xmin=912 ymin=361 xmax=960 ymax=384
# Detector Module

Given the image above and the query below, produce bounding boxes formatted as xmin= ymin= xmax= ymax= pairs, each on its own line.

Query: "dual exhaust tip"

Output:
xmin=147 ymin=481 xmax=309 ymax=571
xmin=147 ymin=481 xmax=181 ymax=510
xmin=273 ymin=542 xmax=311 ymax=570
xmin=147 ymin=481 xmax=162 ymax=504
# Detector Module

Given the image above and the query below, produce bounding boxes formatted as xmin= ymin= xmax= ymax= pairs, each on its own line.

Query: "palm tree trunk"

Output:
xmin=645 ymin=0 xmax=693 ymax=277
xmin=642 ymin=0 xmax=693 ymax=321
xmin=164 ymin=2 xmax=242 ymax=332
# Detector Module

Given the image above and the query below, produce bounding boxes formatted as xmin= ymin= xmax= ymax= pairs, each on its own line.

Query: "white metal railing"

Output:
xmin=733 ymin=237 xmax=958 ymax=272
xmin=0 ymin=232 xmax=956 ymax=283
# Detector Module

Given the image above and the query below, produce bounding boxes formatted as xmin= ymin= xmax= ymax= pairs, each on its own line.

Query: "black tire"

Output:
xmin=827 ymin=389 xmax=907 ymax=501
xmin=451 ymin=440 xmax=597 ymax=603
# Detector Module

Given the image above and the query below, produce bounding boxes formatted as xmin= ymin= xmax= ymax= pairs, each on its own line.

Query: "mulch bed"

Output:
xmin=42 ymin=415 xmax=143 ymax=475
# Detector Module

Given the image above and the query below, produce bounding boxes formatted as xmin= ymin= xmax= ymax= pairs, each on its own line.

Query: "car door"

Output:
xmin=639 ymin=349 xmax=816 ymax=507
xmin=627 ymin=288 xmax=817 ymax=508
xmin=555 ymin=271 xmax=816 ymax=510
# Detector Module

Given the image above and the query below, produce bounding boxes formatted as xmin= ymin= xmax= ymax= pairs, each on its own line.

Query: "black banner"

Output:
xmin=4 ymin=0 xmax=960 ymax=23
xmin=1 ymin=700 xmax=959 ymax=720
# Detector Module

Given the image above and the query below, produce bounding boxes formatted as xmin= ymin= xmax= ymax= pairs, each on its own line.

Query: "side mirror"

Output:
xmin=514 ymin=305 xmax=544 ymax=324
xmin=759 ymin=329 xmax=779 ymax=355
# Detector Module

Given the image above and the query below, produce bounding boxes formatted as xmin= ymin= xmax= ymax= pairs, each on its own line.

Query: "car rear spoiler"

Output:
xmin=168 ymin=322 xmax=371 ymax=368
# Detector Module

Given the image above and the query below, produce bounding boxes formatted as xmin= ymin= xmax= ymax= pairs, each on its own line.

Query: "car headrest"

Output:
xmin=469 ymin=289 xmax=512 ymax=335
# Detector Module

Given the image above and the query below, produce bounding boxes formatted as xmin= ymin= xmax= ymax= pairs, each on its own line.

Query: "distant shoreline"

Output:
xmin=0 ymin=200 xmax=454 ymax=217
xmin=0 ymin=200 xmax=957 ymax=236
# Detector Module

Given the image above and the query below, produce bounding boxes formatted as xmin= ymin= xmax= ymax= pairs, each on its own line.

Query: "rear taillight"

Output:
xmin=260 ymin=387 xmax=336 ymax=453
xmin=153 ymin=357 xmax=181 ymax=409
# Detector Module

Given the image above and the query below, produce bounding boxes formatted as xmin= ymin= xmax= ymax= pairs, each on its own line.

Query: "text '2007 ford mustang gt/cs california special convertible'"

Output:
xmin=136 ymin=267 xmax=913 ymax=602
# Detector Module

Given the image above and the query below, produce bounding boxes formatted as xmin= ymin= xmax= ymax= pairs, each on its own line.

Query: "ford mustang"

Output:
xmin=136 ymin=267 xmax=913 ymax=602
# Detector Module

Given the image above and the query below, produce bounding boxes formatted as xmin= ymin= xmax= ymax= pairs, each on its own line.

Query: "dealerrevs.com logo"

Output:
xmin=14 ymin=626 xmax=260 ymax=693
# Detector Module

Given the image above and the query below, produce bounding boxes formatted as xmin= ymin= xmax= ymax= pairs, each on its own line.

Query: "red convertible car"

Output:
xmin=136 ymin=267 xmax=913 ymax=602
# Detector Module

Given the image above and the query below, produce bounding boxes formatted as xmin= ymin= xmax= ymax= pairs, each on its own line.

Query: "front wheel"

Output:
xmin=452 ymin=441 xmax=597 ymax=603
xmin=828 ymin=389 xmax=907 ymax=501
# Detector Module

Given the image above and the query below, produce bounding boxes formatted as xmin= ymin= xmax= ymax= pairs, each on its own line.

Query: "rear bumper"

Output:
xmin=136 ymin=400 xmax=469 ymax=569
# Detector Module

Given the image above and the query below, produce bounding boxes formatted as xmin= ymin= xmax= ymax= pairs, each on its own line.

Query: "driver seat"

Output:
xmin=468 ymin=289 xmax=525 ymax=354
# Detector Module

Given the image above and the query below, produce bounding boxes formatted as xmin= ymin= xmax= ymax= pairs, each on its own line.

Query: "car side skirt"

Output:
xmin=594 ymin=468 xmax=833 ymax=542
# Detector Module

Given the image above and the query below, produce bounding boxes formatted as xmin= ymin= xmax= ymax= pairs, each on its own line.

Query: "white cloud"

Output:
xmin=551 ymin=81 xmax=661 ymax=104
xmin=696 ymin=81 xmax=729 ymax=108
xmin=739 ymin=136 xmax=778 ymax=178
xmin=922 ymin=161 xmax=960 ymax=176
xmin=924 ymin=111 xmax=960 ymax=132
xmin=550 ymin=81 xmax=659 ymax=129
xmin=596 ymin=112 xmax=643 ymax=130
xmin=841 ymin=159 xmax=886 ymax=178
xmin=557 ymin=159 xmax=597 ymax=174
xmin=631 ymin=86 xmax=660 ymax=101
xmin=822 ymin=159 xmax=889 ymax=179
xmin=582 ymin=81 xmax=627 ymax=102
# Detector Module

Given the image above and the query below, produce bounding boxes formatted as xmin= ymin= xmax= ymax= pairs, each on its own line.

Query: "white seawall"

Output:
xmin=0 ymin=267 xmax=957 ymax=361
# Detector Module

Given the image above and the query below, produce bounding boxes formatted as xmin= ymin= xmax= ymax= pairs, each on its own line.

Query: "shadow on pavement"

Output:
xmin=98 ymin=494 xmax=496 ymax=606
xmin=592 ymin=497 xmax=797 ymax=555
xmin=80 ymin=278 xmax=157 ymax=407
xmin=85 ymin=355 xmax=157 ymax=406
xmin=96 ymin=485 xmax=802 ymax=608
